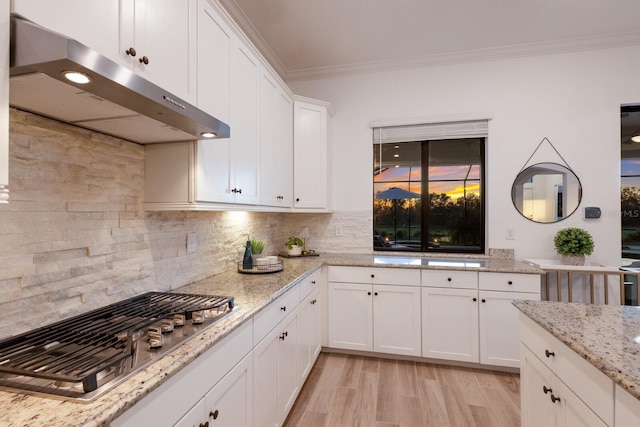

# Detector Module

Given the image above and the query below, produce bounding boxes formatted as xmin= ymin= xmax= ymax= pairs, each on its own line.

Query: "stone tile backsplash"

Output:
xmin=0 ymin=109 xmax=387 ymax=339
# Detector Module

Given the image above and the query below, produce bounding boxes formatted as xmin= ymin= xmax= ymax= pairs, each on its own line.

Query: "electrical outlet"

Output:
xmin=187 ymin=232 xmax=197 ymax=253
xmin=335 ymin=224 xmax=343 ymax=237
xmin=505 ymin=227 xmax=515 ymax=240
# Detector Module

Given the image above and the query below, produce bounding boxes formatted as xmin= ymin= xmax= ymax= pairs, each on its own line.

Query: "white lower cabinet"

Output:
xmin=422 ymin=287 xmax=479 ymax=362
xmin=520 ymin=344 xmax=606 ymax=427
xmin=298 ymin=286 xmax=322 ymax=382
xmin=253 ymin=305 xmax=300 ymax=427
xmin=253 ymin=269 xmax=322 ymax=427
xmin=175 ymin=352 xmax=253 ymax=427
xmin=328 ymin=281 xmax=421 ymax=356
xmin=479 ymin=290 xmax=536 ymax=367
xmin=520 ymin=314 xmax=613 ymax=427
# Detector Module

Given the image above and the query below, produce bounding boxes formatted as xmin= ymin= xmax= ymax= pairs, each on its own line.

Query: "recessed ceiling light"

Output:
xmin=395 ymin=165 xmax=400 ymax=168
xmin=201 ymin=132 xmax=217 ymax=138
xmin=393 ymin=154 xmax=399 ymax=158
xmin=632 ymin=135 xmax=640 ymax=143
xmin=62 ymin=71 xmax=92 ymax=84
xmin=394 ymin=145 xmax=399 ymax=149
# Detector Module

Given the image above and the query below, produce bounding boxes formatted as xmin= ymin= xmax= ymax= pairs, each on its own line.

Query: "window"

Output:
xmin=373 ymin=121 xmax=486 ymax=253
xmin=621 ymin=106 xmax=640 ymax=261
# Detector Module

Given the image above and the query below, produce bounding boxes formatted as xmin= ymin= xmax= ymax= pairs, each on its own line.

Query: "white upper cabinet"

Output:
xmin=293 ymin=97 xmax=330 ymax=210
xmin=10 ymin=0 xmax=121 ymax=63
xmin=120 ymin=0 xmax=197 ymax=104
xmin=1 ymin=1 xmax=8 ymax=203
xmin=196 ymin=0 xmax=231 ymax=122
xmin=12 ymin=0 xmax=197 ymax=104
xmin=260 ymin=70 xmax=293 ymax=208
xmin=228 ymin=41 xmax=260 ymax=204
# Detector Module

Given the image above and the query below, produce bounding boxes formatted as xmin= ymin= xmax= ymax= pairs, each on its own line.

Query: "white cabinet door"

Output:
xmin=373 ymin=284 xmax=421 ymax=356
xmin=277 ymin=312 xmax=299 ymax=423
xmin=293 ymin=98 xmax=328 ymax=209
xmin=298 ymin=287 xmax=321 ymax=382
xmin=203 ymin=353 xmax=253 ymax=427
xmin=1 ymin=0 xmax=8 ymax=203
xmin=479 ymin=290 xmax=535 ymax=368
xmin=254 ymin=309 xmax=299 ymax=427
xmin=253 ymin=331 xmax=279 ymax=427
xmin=11 ymin=0 xmax=121 ymax=63
xmin=122 ymin=0 xmax=196 ymax=103
xmin=520 ymin=345 xmax=556 ymax=427
xmin=557 ymin=380 xmax=607 ymax=427
xmin=328 ymin=282 xmax=373 ymax=351
xmin=229 ymin=41 xmax=260 ymax=204
xmin=260 ymin=71 xmax=293 ymax=208
xmin=196 ymin=0 xmax=231 ymax=123
xmin=422 ymin=287 xmax=479 ymax=362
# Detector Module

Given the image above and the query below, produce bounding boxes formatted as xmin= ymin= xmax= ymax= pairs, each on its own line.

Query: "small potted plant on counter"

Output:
xmin=250 ymin=240 xmax=265 ymax=256
xmin=285 ymin=236 xmax=304 ymax=256
xmin=553 ymin=227 xmax=594 ymax=266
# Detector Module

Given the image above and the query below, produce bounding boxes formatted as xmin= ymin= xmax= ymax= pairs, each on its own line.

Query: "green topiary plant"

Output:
xmin=553 ymin=227 xmax=595 ymax=256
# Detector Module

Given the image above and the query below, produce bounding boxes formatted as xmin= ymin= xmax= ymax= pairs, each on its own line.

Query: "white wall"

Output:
xmin=289 ymin=45 xmax=640 ymax=265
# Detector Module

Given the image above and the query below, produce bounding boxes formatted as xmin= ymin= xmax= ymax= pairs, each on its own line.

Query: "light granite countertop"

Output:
xmin=0 ymin=253 xmax=541 ymax=426
xmin=514 ymin=300 xmax=640 ymax=401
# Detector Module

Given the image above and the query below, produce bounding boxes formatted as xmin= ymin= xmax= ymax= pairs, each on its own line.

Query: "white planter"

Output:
xmin=287 ymin=245 xmax=302 ymax=256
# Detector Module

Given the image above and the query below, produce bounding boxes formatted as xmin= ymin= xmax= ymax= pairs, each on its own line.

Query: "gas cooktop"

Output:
xmin=0 ymin=292 xmax=235 ymax=402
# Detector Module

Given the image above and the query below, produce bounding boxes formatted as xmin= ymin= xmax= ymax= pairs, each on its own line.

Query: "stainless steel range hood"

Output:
xmin=9 ymin=16 xmax=230 ymax=144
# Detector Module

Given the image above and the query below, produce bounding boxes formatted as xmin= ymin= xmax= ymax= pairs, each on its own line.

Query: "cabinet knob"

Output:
xmin=507 ymin=280 xmax=513 ymax=285
xmin=367 ymin=291 xmax=372 ymax=296
xmin=543 ymin=385 xmax=552 ymax=394
xmin=371 ymin=274 xmax=375 ymax=278
xmin=374 ymin=292 xmax=378 ymax=296
xmin=279 ymin=331 xmax=288 ymax=340
xmin=296 ymin=198 xmax=300 ymax=202
xmin=545 ymin=349 xmax=555 ymax=358
xmin=311 ymin=299 xmax=317 ymax=305
xmin=125 ymin=47 xmax=137 ymax=57
xmin=473 ymin=297 xmax=477 ymax=302
xmin=550 ymin=394 xmax=561 ymax=403
xmin=281 ymin=306 xmax=286 ymax=312
xmin=311 ymin=280 xmax=316 ymax=284
xmin=199 ymin=423 xmax=209 ymax=427
xmin=447 ymin=277 xmax=452 ymax=282
xmin=139 ymin=55 xmax=149 ymax=65
xmin=209 ymin=409 xmax=219 ymax=419
xmin=481 ymin=298 xmax=486 ymax=303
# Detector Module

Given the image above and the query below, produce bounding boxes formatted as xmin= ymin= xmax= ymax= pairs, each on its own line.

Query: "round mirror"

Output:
xmin=511 ymin=163 xmax=582 ymax=223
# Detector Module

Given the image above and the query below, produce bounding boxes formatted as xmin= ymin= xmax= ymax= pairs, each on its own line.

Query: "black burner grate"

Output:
xmin=0 ymin=292 xmax=234 ymax=394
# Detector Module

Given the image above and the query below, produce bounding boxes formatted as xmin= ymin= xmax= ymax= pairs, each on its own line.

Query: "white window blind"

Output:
xmin=373 ymin=120 xmax=488 ymax=144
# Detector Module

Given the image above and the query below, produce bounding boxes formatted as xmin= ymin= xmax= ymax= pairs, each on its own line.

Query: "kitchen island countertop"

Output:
xmin=0 ymin=253 xmax=540 ymax=426
xmin=514 ymin=299 xmax=640 ymax=401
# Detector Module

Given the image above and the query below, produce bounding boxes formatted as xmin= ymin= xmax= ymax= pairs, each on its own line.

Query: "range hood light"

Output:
xmin=62 ymin=71 xmax=92 ymax=85
xmin=201 ymin=131 xmax=217 ymax=139
xmin=632 ymin=135 xmax=640 ymax=143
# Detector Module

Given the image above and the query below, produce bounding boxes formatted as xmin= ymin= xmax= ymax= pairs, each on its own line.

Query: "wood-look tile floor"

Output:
xmin=284 ymin=352 xmax=520 ymax=427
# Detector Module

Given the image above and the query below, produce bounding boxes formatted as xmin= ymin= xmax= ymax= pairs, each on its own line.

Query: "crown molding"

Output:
xmin=284 ymin=31 xmax=640 ymax=82
xmin=218 ymin=0 xmax=288 ymax=80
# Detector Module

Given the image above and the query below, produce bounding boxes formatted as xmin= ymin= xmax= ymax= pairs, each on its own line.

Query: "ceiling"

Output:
xmin=219 ymin=0 xmax=640 ymax=82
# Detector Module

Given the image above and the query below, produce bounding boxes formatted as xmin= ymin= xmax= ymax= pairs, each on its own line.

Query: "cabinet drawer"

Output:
xmin=422 ymin=270 xmax=477 ymax=289
xmin=253 ymin=285 xmax=300 ymax=345
xmin=520 ymin=315 xmax=613 ymax=425
xmin=328 ymin=266 xmax=420 ymax=286
xmin=479 ymin=272 xmax=541 ymax=293
xmin=299 ymin=268 xmax=322 ymax=299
